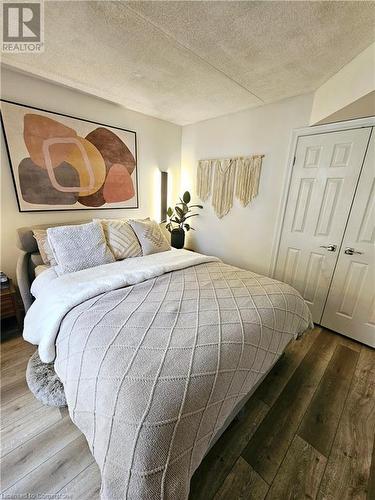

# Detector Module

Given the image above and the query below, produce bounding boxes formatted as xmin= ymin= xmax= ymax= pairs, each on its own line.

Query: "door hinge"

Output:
xmin=292 ymin=156 xmax=296 ymax=166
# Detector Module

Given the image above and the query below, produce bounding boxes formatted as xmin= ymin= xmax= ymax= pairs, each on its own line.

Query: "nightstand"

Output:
xmin=1 ymin=279 xmax=22 ymax=329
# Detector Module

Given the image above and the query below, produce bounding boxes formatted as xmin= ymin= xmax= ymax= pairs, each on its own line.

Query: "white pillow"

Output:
xmin=128 ymin=219 xmax=170 ymax=256
xmin=94 ymin=218 xmax=141 ymax=260
xmin=47 ymin=221 xmax=115 ymax=275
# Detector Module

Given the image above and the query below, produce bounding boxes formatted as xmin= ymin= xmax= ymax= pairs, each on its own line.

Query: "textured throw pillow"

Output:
xmin=94 ymin=219 xmax=142 ymax=260
xmin=47 ymin=221 xmax=115 ymax=275
xmin=129 ymin=219 xmax=171 ymax=256
xmin=33 ymin=229 xmax=57 ymax=267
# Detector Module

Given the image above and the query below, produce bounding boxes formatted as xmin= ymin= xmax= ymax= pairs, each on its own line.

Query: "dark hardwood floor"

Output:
xmin=1 ymin=325 xmax=374 ymax=499
xmin=190 ymin=327 xmax=374 ymax=500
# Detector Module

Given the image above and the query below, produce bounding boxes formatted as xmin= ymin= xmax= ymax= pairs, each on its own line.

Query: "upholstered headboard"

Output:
xmin=16 ymin=220 xmax=89 ymax=312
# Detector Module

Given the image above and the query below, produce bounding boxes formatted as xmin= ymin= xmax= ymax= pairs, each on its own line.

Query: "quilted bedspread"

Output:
xmin=53 ymin=260 xmax=312 ymax=499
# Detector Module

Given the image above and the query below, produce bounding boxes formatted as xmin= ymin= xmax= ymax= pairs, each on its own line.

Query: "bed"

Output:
xmin=17 ymin=223 xmax=312 ymax=500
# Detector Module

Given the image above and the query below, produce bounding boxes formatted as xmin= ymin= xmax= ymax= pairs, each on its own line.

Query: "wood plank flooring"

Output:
xmin=1 ymin=326 xmax=374 ymax=499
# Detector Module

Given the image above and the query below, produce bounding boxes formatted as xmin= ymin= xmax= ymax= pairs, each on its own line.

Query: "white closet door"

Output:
xmin=321 ymin=130 xmax=375 ymax=347
xmin=275 ymin=127 xmax=372 ymax=323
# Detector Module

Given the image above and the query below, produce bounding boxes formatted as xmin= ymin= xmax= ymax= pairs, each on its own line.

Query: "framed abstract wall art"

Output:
xmin=0 ymin=100 xmax=138 ymax=212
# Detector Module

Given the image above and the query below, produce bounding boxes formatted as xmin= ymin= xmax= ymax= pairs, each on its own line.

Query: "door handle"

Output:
xmin=344 ymin=247 xmax=364 ymax=255
xmin=320 ymin=244 xmax=337 ymax=252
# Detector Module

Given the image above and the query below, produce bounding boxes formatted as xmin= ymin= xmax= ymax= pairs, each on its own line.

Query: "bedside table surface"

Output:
xmin=1 ymin=279 xmax=16 ymax=297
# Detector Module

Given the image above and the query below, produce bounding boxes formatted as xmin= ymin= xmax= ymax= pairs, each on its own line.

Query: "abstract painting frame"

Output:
xmin=0 ymin=99 xmax=139 ymax=212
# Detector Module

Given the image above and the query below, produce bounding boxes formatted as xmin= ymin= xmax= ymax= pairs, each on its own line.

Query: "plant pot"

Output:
xmin=171 ymin=228 xmax=185 ymax=249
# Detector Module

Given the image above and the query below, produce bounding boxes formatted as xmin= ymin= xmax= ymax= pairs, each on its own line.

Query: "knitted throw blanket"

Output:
xmin=53 ymin=261 xmax=311 ymax=499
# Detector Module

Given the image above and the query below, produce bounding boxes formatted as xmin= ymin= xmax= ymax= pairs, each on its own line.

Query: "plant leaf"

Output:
xmin=183 ymin=191 xmax=191 ymax=204
xmin=175 ymin=206 xmax=184 ymax=219
xmin=176 ymin=202 xmax=189 ymax=215
xmin=167 ymin=207 xmax=173 ymax=217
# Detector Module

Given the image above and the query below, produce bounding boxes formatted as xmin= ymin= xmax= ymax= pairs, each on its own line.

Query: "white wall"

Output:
xmin=1 ymin=67 xmax=182 ymax=279
xmin=310 ymin=43 xmax=375 ymax=125
xmin=0 ymin=68 xmax=315 ymax=281
xmin=180 ymin=93 xmax=313 ymax=275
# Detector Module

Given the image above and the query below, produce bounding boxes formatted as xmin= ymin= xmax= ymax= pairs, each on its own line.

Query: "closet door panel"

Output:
xmin=322 ymin=130 xmax=375 ymax=347
xmin=275 ymin=128 xmax=372 ymax=323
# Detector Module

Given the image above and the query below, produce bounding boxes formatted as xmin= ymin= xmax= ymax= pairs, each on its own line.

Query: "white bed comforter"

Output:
xmin=24 ymin=250 xmax=219 ymax=362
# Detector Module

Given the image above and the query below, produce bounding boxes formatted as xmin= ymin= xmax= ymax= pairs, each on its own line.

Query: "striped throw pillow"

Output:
xmin=33 ymin=229 xmax=57 ymax=267
xmin=95 ymin=219 xmax=142 ymax=260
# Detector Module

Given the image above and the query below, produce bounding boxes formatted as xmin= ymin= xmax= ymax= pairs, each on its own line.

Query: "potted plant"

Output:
xmin=166 ymin=191 xmax=203 ymax=249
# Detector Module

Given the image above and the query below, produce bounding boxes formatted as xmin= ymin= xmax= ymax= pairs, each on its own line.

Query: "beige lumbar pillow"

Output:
xmin=94 ymin=219 xmax=142 ymax=260
xmin=33 ymin=229 xmax=57 ymax=267
xmin=129 ymin=219 xmax=171 ymax=256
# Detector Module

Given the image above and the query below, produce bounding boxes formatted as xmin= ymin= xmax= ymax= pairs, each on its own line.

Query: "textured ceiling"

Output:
xmin=2 ymin=1 xmax=375 ymax=125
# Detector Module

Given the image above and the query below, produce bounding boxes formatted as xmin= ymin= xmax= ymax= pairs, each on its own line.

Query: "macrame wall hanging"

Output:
xmin=196 ymin=159 xmax=212 ymax=202
xmin=196 ymin=154 xmax=264 ymax=218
